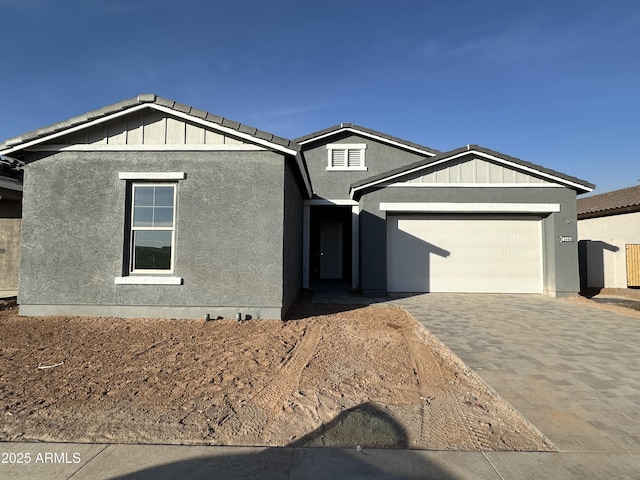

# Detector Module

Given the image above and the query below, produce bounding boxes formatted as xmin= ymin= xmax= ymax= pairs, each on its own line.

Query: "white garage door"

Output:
xmin=387 ymin=214 xmax=542 ymax=293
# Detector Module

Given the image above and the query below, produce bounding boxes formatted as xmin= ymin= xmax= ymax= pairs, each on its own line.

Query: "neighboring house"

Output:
xmin=577 ymin=185 xmax=640 ymax=289
xmin=0 ymin=95 xmax=594 ymax=319
xmin=0 ymin=158 xmax=22 ymax=293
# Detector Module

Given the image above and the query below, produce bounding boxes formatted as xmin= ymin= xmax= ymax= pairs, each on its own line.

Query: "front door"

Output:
xmin=319 ymin=220 xmax=343 ymax=279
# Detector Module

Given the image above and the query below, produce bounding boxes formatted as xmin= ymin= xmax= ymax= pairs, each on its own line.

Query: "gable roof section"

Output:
xmin=350 ymin=144 xmax=594 ymax=198
xmin=577 ymin=185 xmax=640 ymax=219
xmin=295 ymin=123 xmax=441 ymax=157
xmin=0 ymin=94 xmax=311 ymax=197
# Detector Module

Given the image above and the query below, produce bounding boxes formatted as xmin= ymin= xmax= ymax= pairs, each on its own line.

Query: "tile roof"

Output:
xmin=295 ymin=123 xmax=441 ymax=156
xmin=0 ymin=94 xmax=298 ymax=156
xmin=577 ymin=185 xmax=640 ymax=218
xmin=350 ymin=144 xmax=594 ymax=197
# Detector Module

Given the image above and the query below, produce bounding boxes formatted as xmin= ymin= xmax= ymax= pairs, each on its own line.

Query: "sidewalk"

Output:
xmin=2 ymin=442 xmax=639 ymax=479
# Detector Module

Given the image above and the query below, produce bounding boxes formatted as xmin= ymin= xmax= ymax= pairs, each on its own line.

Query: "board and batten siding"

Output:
xmin=404 ymin=157 xmax=553 ymax=184
xmin=58 ymin=110 xmax=247 ymax=146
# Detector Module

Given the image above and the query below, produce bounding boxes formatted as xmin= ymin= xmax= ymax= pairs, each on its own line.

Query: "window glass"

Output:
xmin=134 ymin=186 xmax=154 ymax=207
xmin=133 ymin=231 xmax=172 ymax=270
xmin=153 ymin=206 xmax=174 ymax=227
xmin=130 ymin=183 xmax=176 ymax=272
xmin=154 ymin=186 xmax=174 ymax=206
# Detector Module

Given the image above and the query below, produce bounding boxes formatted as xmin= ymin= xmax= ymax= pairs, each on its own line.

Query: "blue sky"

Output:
xmin=1 ymin=0 xmax=638 ymax=195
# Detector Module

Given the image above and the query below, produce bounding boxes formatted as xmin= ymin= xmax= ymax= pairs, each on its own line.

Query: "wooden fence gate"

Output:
xmin=626 ymin=244 xmax=640 ymax=287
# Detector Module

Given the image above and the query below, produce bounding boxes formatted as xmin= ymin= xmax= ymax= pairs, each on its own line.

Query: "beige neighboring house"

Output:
xmin=0 ymin=159 xmax=22 ymax=295
xmin=577 ymin=185 xmax=640 ymax=289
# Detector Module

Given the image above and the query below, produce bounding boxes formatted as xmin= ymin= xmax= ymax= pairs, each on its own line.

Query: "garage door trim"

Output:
xmin=380 ymin=202 xmax=560 ymax=213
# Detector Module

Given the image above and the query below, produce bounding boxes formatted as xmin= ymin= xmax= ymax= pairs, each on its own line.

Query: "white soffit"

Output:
xmin=379 ymin=202 xmax=561 ymax=213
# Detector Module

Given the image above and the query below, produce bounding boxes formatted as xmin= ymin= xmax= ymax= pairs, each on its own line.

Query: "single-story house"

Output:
xmin=0 ymin=94 xmax=594 ymax=319
xmin=577 ymin=185 xmax=640 ymax=289
xmin=0 ymin=158 xmax=22 ymax=294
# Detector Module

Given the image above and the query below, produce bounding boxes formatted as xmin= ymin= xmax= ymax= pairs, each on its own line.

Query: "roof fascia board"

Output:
xmin=0 ymin=103 xmax=151 ymax=156
xmin=473 ymin=151 xmax=593 ymax=192
xmin=350 ymin=149 xmax=592 ymax=198
xmin=149 ymin=104 xmax=298 ymax=156
xmin=0 ymin=103 xmax=298 ymax=157
xmin=298 ymin=127 xmax=437 ymax=157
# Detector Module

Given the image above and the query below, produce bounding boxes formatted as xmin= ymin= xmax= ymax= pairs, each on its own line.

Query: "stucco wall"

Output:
xmin=302 ymin=134 xmax=431 ymax=199
xmin=282 ymin=159 xmax=303 ymax=313
xmin=19 ymin=150 xmax=289 ymax=319
xmin=358 ymin=186 xmax=580 ymax=297
xmin=0 ymin=197 xmax=21 ymax=291
xmin=578 ymin=211 xmax=640 ymax=288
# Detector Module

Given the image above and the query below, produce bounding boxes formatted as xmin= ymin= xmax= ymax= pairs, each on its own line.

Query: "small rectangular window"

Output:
xmin=326 ymin=143 xmax=367 ymax=171
xmin=130 ymin=184 xmax=176 ymax=273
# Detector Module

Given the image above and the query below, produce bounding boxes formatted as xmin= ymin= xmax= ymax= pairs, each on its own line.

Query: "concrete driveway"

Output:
xmin=392 ymin=293 xmax=640 ymax=454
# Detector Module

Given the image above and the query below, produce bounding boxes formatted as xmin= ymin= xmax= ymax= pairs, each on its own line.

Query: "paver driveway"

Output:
xmin=392 ymin=293 xmax=640 ymax=453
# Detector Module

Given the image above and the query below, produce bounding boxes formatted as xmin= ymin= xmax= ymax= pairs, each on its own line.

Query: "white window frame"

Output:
xmin=326 ymin=143 xmax=367 ymax=171
xmin=115 ymin=172 xmax=184 ymax=285
xmin=129 ymin=183 xmax=177 ymax=275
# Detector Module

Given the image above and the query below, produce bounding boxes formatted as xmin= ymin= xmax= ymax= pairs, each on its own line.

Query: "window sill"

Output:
xmin=326 ymin=167 xmax=368 ymax=171
xmin=115 ymin=276 xmax=183 ymax=285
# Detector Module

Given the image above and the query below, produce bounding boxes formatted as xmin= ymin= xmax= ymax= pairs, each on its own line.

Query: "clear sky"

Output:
xmin=1 ymin=0 xmax=638 ymax=195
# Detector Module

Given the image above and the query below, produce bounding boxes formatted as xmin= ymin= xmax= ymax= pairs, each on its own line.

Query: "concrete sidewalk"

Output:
xmin=1 ymin=442 xmax=639 ymax=479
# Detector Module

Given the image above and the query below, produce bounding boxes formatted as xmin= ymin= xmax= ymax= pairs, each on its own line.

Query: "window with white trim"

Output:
xmin=326 ymin=143 xmax=367 ymax=171
xmin=130 ymin=184 xmax=176 ymax=273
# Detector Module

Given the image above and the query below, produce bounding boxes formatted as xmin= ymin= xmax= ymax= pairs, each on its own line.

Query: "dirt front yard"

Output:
xmin=0 ymin=295 xmax=552 ymax=451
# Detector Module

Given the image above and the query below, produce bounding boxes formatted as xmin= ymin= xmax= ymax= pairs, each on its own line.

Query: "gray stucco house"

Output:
xmin=0 ymin=95 xmax=594 ymax=319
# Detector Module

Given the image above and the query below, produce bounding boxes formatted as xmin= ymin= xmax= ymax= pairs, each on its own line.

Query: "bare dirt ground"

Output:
xmin=0 ymin=294 xmax=552 ymax=451
xmin=572 ymin=288 xmax=640 ymax=320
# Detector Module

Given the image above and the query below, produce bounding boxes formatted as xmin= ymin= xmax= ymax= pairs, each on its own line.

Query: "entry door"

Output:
xmin=320 ymin=220 xmax=343 ymax=279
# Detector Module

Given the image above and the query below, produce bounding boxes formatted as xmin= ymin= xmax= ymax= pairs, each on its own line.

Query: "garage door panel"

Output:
xmin=388 ymin=214 xmax=542 ymax=293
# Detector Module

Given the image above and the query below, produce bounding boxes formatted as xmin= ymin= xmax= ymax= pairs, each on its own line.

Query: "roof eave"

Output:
xmin=578 ymin=204 xmax=640 ymax=220
xmin=296 ymin=125 xmax=440 ymax=158
xmin=349 ymin=146 xmax=594 ymax=199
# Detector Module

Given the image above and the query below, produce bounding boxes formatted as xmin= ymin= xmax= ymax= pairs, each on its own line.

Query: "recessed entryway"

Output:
xmin=309 ymin=206 xmax=352 ymax=284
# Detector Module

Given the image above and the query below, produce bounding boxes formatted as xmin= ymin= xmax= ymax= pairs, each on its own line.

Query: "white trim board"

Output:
xmin=26 ymin=144 xmax=268 ymax=152
xmin=383 ymin=182 xmax=562 ymax=188
xmin=379 ymin=202 xmax=561 ymax=213
xmin=115 ymin=276 xmax=183 ymax=285
xmin=119 ymin=172 xmax=186 ymax=180
xmin=304 ymin=199 xmax=359 ymax=206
